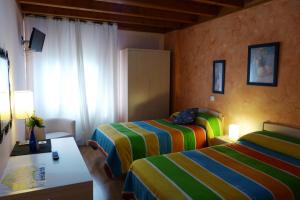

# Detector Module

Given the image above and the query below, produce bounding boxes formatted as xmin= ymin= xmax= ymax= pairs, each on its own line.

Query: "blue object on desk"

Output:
xmin=29 ymin=129 xmax=38 ymax=153
xmin=52 ymin=151 xmax=59 ymax=160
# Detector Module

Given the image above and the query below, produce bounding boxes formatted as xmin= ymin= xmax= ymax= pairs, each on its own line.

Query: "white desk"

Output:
xmin=0 ymin=138 xmax=93 ymax=200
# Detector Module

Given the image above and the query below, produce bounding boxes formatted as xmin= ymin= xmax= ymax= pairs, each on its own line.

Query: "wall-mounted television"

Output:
xmin=28 ymin=28 xmax=46 ymax=52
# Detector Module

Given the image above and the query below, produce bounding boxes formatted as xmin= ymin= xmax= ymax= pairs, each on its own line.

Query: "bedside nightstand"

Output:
xmin=211 ymin=136 xmax=235 ymax=146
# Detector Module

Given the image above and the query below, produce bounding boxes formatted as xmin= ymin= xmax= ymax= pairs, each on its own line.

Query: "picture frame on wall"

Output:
xmin=0 ymin=47 xmax=12 ymax=144
xmin=247 ymin=42 xmax=280 ymax=86
xmin=212 ymin=60 xmax=225 ymax=94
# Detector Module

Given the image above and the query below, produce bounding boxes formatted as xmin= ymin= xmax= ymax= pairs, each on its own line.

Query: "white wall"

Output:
xmin=118 ymin=30 xmax=164 ymax=50
xmin=0 ymin=0 xmax=25 ymax=176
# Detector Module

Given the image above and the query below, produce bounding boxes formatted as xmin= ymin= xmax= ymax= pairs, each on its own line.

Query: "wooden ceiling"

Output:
xmin=17 ymin=0 xmax=271 ymax=33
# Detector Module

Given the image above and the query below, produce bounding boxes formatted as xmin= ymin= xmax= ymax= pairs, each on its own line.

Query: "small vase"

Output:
xmin=29 ymin=128 xmax=38 ymax=153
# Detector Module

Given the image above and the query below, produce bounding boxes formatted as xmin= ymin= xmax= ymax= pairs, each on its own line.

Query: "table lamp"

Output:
xmin=14 ymin=91 xmax=34 ymax=141
xmin=14 ymin=90 xmax=34 ymax=119
xmin=229 ymin=124 xmax=240 ymax=141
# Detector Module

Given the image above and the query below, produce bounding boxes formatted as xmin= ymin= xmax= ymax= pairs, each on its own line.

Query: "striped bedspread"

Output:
xmin=123 ymin=130 xmax=300 ymax=200
xmin=89 ymin=119 xmax=207 ymax=177
xmin=196 ymin=112 xmax=223 ymax=144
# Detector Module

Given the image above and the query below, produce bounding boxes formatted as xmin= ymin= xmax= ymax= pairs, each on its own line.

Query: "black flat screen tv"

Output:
xmin=29 ymin=28 xmax=46 ymax=52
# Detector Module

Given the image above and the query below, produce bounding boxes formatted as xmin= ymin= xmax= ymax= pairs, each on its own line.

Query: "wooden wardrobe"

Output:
xmin=119 ymin=48 xmax=170 ymax=122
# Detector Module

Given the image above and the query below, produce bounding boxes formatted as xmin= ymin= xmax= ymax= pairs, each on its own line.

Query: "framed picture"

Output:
xmin=247 ymin=42 xmax=280 ymax=86
xmin=212 ymin=60 xmax=225 ymax=94
xmin=0 ymin=48 xmax=12 ymax=144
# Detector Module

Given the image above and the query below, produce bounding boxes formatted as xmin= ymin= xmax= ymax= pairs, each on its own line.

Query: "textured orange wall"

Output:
xmin=165 ymin=0 xmax=300 ymax=135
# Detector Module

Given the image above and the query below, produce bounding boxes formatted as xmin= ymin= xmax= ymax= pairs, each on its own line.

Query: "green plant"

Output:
xmin=26 ymin=115 xmax=45 ymax=129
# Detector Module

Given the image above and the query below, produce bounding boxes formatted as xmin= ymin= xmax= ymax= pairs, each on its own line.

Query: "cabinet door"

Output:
xmin=128 ymin=49 xmax=170 ymax=121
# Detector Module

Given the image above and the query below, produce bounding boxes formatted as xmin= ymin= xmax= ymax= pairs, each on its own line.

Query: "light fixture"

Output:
xmin=229 ymin=124 xmax=240 ymax=141
xmin=14 ymin=90 xmax=34 ymax=119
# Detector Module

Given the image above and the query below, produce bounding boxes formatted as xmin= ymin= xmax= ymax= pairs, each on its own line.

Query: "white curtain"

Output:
xmin=25 ymin=16 xmax=118 ymax=144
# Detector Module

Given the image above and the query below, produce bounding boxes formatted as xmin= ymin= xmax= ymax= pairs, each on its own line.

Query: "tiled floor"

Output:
xmin=79 ymin=146 xmax=123 ymax=200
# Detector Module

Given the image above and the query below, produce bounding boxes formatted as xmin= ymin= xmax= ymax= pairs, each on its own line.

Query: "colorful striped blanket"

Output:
xmin=196 ymin=112 xmax=223 ymax=144
xmin=89 ymin=119 xmax=209 ymax=177
xmin=123 ymin=130 xmax=300 ymax=200
xmin=171 ymin=112 xmax=223 ymax=144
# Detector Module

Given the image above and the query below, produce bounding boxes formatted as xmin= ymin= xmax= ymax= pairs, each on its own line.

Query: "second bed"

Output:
xmin=89 ymin=109 xmax=223 ymax=177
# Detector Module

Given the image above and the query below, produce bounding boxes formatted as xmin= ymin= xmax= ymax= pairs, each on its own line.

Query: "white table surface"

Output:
xmin=0 ymin=137 xmax=92 ymax=197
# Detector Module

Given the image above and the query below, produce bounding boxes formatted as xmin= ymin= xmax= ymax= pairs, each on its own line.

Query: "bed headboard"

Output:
xmin=263 ymin=122 xmax=300 ymax=139
xmin=198 ymin=108 xmax=224 ymax=122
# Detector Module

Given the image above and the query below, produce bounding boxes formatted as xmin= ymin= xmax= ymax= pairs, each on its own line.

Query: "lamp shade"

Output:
xmin=0 ymin=92 xmax=10 ymax=120
xmin=229 ymin=124 xmax=240 ymax=141
xmin=14 ymin=91 xmax=34 ymax=119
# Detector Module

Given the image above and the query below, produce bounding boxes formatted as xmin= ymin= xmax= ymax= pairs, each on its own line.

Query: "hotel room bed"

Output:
xmin=123 ymin=124 xmax=300 ymax=200
xmin=89 ymin=110 xmax=223 ymax=177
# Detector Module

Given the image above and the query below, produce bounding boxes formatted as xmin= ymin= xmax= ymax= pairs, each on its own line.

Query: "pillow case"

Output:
xmin=170 ymin=112 xmax=179 ymax=119
xmin=172 ymin=108 xmax=198 ymax=125
xmin=195 ymin=112 xmax=223 ymax=144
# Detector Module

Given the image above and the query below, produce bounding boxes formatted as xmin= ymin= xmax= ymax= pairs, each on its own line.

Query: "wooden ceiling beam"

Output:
xmin=24 ymin=12 xmax=172 ymax=33
xmin=94 ymin=0 xmax=220 ymax=16
xmin=18 ymin=0 xmax=200 ymax=24
xmin=17 ymin=0 xmax=270 ymax=33
xmin=191 ymin=0 xmax=244 ymax=8
xmin=117 ymin=23 xmax=173 ymax=33
xmin=20 ymin=4 xmax=185 ymax=29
